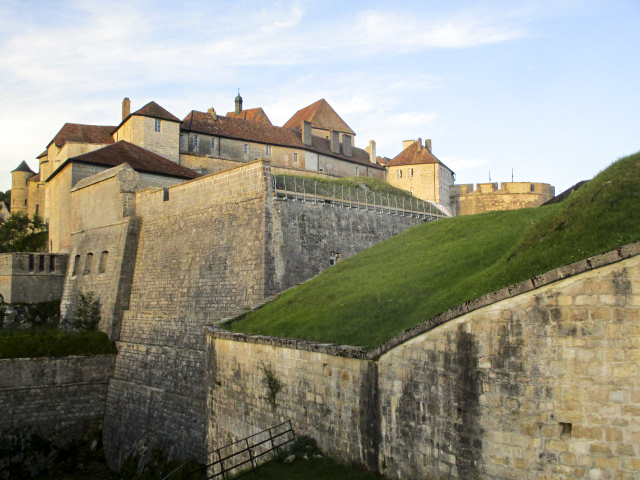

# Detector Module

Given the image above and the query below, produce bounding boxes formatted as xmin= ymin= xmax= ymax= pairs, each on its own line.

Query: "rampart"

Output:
xmin=206 ymin=243 xmax=640 ymax=479
xmin=450 ymin=181 xmax=555 ymax=216
xmin=0 ymin=354 xmax=115 ymax=478
xmin=0 ymin=253 xmax=68 ymax=304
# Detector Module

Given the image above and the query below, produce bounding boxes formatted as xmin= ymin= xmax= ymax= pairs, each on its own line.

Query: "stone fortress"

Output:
xmin=5 ymin=96 xmax=636 ymax=480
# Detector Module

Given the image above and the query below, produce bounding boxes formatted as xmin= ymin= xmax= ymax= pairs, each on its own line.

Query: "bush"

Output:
xmin=72 ymin=291 xmax=101 ymax=330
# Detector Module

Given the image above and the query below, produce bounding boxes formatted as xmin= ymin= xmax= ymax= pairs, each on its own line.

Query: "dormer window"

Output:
xmin=154 ymin=119 xmax=161 ymax=132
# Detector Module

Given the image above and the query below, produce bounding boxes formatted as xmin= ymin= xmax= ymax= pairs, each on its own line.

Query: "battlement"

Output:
xmin=450 ymin=181 xmax=555 ymax=216
xmin=0 ymin=253 xmax=68 ymax=303
xmin=451 ymin=181 xmax=555 ymax=196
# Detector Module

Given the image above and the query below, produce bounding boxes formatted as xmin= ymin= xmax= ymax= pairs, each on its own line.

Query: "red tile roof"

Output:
xmin=182 ymin=110 xmax=382 ymax=169
xmin=283 ymin=99 xmax=356 ymax=135
xmin=131 ymin=101 xmax=180 ymax=122
xmin=48 ymin=123 xmax=116 ymax=148
xmin=46 ymin=141 xmax=199 ymax=182
xmin=386 ymin=141 xmax=453 ymax=173
xmin=36 ymin=150 xmax=48 ymax=159
xmin=28 ymin=172 xmax=41 ymax=182
xmin=226 ymin=107 xmax=273 ymax=126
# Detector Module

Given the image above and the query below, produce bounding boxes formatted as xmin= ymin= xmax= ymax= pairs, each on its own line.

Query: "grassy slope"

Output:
xmin=228 ymin=152 xmax=640 ymax=348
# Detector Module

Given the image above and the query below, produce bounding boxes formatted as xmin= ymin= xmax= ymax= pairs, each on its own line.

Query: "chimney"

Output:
xmin=402 ymin=140 xmax=414 ymax=150
xmin=343 ymin=134 xmax=352 ymax=157
xmin=365 ymin=140 xmax=376 ymax=164
xmin=302 ymin=120 xmax=312 ymax=146
xmin=425 ymin=139 xmax=432 ymax=152
xmin=417 ymin=137 xmax=422 ymax=151
xmin=330 ymin=131 xmax=340 ymax=154
xmin=122 ymin=97 xmax=130 ymax=120
xmin=208 ymin=107 xmax=218 ymax=121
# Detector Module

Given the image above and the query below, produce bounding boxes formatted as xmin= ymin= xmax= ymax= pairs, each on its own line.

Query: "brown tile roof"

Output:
xmin=28 ymin=172 xmax=41 ymax=182
xmin=36 ymin=150 xmax=48 ymax=159
xmin=46 ymin=141 xmax=199 ymax=182
xmin=48 ymin=123 xmax=116 ymax=148
xmin=131 ymin=101 xmax=180 ymax=122
xmin=182 ymin=110 xmax=382 ymax=169
xmin=282 ymin=99 xmax=356 ymax=135
xmin=386 ymin=141 xmax=453 ymax=173
xmin=226 ymin=107 xmax=273 ymax=126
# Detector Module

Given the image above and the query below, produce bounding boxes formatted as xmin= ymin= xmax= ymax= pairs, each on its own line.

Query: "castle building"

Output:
xmin=450 ymin=181 xmax=555 ymax=215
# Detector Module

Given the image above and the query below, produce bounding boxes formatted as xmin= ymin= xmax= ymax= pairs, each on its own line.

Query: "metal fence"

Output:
xmin=272 ymin=175 xmax=446 ymax=220
xmin=162 ymin=420 xmax=295 ymax=480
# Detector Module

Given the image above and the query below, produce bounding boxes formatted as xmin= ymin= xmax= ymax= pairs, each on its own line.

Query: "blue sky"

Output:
xmin=0 ymin=0 xmax=638 ymax=193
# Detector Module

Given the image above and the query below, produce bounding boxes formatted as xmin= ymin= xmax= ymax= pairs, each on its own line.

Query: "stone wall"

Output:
xmin=0 ymin=354 xmax=115 ymax=477
xmin=206 ymin=244 xmax=640 ymax=480
xmin=450 ymin=182 xmax=555 ymax=216
xmin=0 ymin=253 xmax=68 ymax=303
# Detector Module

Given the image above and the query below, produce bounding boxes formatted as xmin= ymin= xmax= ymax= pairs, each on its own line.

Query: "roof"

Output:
xmin=28 ymin=172 xmax=41 ymax=182
xmin=225 ymin=107 xmax=273 ymax=126
xmin=48 ymin=123 xmax=116 ymax=148
xmin=12 ymin=160 xmax=35 ymax=174
xmin=36 ymin=150 xmax=48 ymax=159
xmin=182 ymin=110 xmax=382 ymax=169
xmin=131 ymin=101 xmax=181 ymax=122
xmin=386 ymin=141 xmax=453 ymax=173
xmin=283 ymin=99 xmax=356 ymax=135
xmin=46 ymin=141 xmax=199 ymax=182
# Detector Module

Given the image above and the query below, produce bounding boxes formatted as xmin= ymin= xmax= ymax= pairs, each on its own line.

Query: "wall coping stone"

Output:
xmin=207 ymin=241 xmax=640 ymax=360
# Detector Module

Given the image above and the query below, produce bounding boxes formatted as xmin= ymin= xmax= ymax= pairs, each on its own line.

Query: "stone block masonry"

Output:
xmin=207 ymin=244 xmax=640 ymax=480
xmin=0 ymin=355 xmax=115 ymax=477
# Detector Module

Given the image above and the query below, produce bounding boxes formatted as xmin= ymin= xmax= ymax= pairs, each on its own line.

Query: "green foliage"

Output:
xmin=260 ymin=361 xmax=282 ymax=407
xmin=0 ymin=190 xmax=10 ymax=209
xmin=229 ymin=152 xmax=640 ymax=348
xmin=0 ymin=329 xmax=116 ymax=358
xmin=0 ymin=211 xmax=48 ymax=252
xmin=72 ymin=291 xmax=101 ymax=330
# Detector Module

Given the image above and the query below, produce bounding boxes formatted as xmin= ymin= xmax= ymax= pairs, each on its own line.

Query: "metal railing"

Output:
xmin=162 ymin=420 xmax=295 ymax=480
xmin=272 ymin=175 xmax=446 ymax=220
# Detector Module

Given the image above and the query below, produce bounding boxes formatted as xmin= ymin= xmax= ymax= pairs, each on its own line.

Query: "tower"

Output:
xmin=235 ymin=90 xmax=243 ymax=114
xmin=10 ymin=161 xmax=35 ymax=214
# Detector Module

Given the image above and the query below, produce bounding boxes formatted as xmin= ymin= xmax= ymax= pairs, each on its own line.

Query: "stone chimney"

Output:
xmin=208 ymin=107 xmax=218 ymax=121
xmin=122 ymin=97 xmax=131 ymax=120
xmin=402 ymin=139 xmax=414 ymax=150
xmin=302 ymin=120 xmax=312 ymax=146
xmin=343 ymin=134 xmax=352 ymax=157
xmin=330 ymin=131 xmax=340 ymax=154
xmin=365 ymin=140 xmax=376 ymax=164
xmin=417 ymin=137 xmax=422 ymax=151
xmin=425 ymin=139 xmax=432 ymax=152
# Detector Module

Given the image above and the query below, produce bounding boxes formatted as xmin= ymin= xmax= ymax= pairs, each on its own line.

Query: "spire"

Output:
xmin=235 ymin=89 xmax=243 ymax=114
xmin=12 ymin=160 xmax=35 ymax=174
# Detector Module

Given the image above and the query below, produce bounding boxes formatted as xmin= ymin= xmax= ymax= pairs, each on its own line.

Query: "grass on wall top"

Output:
xmin=228 ymin=151 xmax=640 ymax=349
xmin=0 ymin=329 xmax=117 ymax=359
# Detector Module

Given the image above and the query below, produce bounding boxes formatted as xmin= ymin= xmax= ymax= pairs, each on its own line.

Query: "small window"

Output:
xmin=530 ymin=184 xmax=535 ymax=192
xmin=83 ymin=253 xmax=93 ymax=275
xmin=210 ymin=137 xmax=216 ymax=150
xmin=396 ymin=170 xmax=402 ymax=179
xmin=28 ymin=254 xmax=34 ymax=273
xmin=293 ymin=153 xmax=298 ymax=163
xmin=355 ymin=166 xmax=359 ymax=175
xmin=24 ymin=199 xmax=27 ymax=207
xmin=99 ymin=251 xmax=108 ymax=274
xmin=38 ymin=255 xmax=45 ymax=272
xmin=243 ymin=144 xmax=248 ymax=154
xmin=180 ymin=134 xmax=185 ymax=149
xmin=49 ymin=255 xmax=55 ymax=272
xmin=72 ymin=255 xmax=80 ymax=276
xmin=154 ymin=119 xmax=161 ymax=132
xmin=193 ymin=135 xmax=199 ymax=148
xmin=163 ymin=187 xmax=169 ymax=201
xmin=35 ymin=204 xmax=40 ymax=216
xmin=266 ymin=145 xmax=272 ymax=156
xmin=409 ymin=168 xmax=414 ymax=177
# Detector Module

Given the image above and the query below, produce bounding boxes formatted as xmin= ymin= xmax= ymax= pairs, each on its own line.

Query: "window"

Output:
xmin=49 ymin=255 xmax=55 ymax=272
xmin=293 ymin=153 xmax=298 ymax=163
xmin=210 ymin=137 xmax=216 ymax=151
xmin=396 ymin=170 xmax=402 ymax=179
xmin=266 ymin=145 xmax=272 ymax=156
xmin=180 ymin=134 xmax=185 ymax=150
xmin=35 ymin=204 xmax=39 ymax=216
xmin=72 ymin=255 xmax=80 ymax=276
xmin=83 ymin=253 xmax=93 ymax=275
xmin=24 ymin=199 xmax=27 ymax=207
xmin=530 ymin=184 xmax=535 ymax=192
xmin=193 ymin=135 xmax=199 ymax=149
xmin=38 ymin=255 xmax=45 ymax=272
xmin=28 ymin=254 xmax=34 ymax=273
xmin=154 ymin=119 xmax=161 ymax=132
xmin=409 ymin=168 xmax=414 ymax=177
xmin=243 ymin=144 xmax=248 ymax=154
xmin=355 ymin=166 xmax=359 ymax=175
xmin=99 ymin=251 xmax=108 ymax=274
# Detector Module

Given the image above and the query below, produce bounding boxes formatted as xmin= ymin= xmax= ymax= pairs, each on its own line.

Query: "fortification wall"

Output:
xmin=450 ymin=182 xmax=555 ymax=216
xmin=0 ymin=253 xmax=67 ymax=304
xmin=0 ymin=354 xmax=115 ymax=477
xmin=206 ymin=245 xmax=640 ymax=480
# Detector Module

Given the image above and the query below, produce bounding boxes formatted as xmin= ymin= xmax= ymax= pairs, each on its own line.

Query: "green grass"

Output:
xmin=0 ymin=329 xmax=117 ymax=358
xmin=229 ymin=152 xmax=640 ymax=348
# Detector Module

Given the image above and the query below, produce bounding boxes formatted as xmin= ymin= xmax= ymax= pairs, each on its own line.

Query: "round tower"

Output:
xmin=235 ymin=90 xmax=243 ymax=114
xmin=11 ymin=160 xmax=35 ymax=214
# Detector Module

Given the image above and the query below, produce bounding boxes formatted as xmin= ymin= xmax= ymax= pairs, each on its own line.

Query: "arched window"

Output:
xmin=83 ymin=253 xmax=93 ymax=275
xmin=99 ymin=251 xmax=108 ymax=274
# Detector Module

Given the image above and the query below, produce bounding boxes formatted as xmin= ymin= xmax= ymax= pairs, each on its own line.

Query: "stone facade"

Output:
xmin=0 ymin=252 xmax=67 ymax=303
xmin=114 ymin=115 xmax=180 ymax=163
xmin=450 ymin=182 xmax=555 ymax=216
xmin=0 ymin=354 xmax=115 ymax=478
xmin=206 ymin=244 xmax=640 ymax=480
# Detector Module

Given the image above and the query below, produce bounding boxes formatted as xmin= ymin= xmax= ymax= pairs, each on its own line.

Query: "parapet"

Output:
xmin=451 ymin=182 xmax=555 ymax=196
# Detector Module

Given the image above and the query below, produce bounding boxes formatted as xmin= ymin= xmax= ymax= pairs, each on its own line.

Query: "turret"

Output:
xmin=10 ymin=161 xmax=35 ymax=214
xmin=235 ymin=90 xmax=243 ymax=114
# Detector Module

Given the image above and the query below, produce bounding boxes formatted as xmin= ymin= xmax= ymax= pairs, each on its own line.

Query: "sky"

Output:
xmin=0 ymin=0 xmax=638 ymax=194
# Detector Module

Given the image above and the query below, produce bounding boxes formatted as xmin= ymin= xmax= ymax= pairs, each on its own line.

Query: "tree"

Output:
xmin=0 ymin=190 xmax=10 ymax=209
xmin=0 ymin=212 xmax=48 ymax=253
